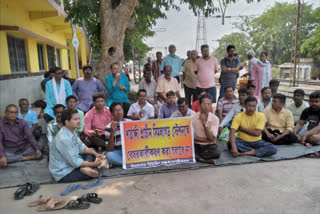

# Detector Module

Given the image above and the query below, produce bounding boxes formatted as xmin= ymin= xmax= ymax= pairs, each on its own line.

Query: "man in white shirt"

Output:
xmin=170 ymin=98 xmax=196 ymax=118
xmin=287 ymin=89 xmax=309 ymax=124
xmin=127 ymin=89 xmax=155 ymax=120
xmin=257 ymin=87 xmax=272 ymax=113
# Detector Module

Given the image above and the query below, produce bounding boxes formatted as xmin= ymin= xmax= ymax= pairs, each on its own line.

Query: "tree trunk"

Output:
xmin=95 ymin=0 xmax=138 ymax=86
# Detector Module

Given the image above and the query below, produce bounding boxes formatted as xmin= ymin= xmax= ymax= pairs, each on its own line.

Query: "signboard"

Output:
xmin=120 ymin=118 xmax=195 ymax=169
xmin=72 ymin=33 xmax=79 ymax=52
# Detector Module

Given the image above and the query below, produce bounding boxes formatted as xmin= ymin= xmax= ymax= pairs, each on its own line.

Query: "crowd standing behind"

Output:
xmin=0 ymin=43 xmax=319 ymax=183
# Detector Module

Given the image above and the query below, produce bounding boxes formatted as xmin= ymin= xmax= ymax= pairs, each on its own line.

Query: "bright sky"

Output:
xmin=145 ymin=0 xmax=320 ymax=59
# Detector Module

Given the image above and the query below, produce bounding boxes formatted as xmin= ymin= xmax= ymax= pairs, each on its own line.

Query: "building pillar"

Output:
xmin=0 ymin=31 xmax=11 ymax=75
xmin=26 ymin=38 xmax=39 ymax=73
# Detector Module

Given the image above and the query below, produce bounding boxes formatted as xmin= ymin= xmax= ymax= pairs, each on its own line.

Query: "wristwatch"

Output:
xmin=228 ymin=67 xmax=231 ymax=72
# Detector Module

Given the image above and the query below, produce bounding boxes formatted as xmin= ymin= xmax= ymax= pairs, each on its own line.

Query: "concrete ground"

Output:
xmin=0 ymin=158 xmax=319 ymax=214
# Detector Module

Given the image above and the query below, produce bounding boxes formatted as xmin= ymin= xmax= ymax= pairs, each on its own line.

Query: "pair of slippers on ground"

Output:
xmin=28 ymin=193 xmax=102 ymax=211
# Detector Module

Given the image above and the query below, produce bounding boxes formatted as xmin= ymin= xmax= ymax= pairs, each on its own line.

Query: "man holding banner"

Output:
xmin=105 ymin=103 xmax=130 ymax=166
xmin=192 ymin=94 xmax=220 ymax=164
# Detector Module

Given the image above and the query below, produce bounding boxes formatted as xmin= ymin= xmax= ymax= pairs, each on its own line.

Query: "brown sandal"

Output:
xmin=28 ymin=195 xmax=50 ymax=207
xmin=37 ymin=197 xmax=68 ymax=211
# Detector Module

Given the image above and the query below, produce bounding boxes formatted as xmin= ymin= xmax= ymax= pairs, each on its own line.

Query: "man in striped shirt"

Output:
xmin=105 ymin=102 xmax=131 ymax=166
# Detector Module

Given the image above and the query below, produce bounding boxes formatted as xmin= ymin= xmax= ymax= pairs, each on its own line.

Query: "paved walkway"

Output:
xmin=0 ymin=158 xmax=319 ymax=214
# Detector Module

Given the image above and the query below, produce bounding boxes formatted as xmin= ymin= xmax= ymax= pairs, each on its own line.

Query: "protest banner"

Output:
xmin=120 ymin=118 xmax=195 ymax=169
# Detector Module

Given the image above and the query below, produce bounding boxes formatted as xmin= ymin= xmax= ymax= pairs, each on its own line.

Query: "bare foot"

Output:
xmin=305 ymin=143 xmax=312 ymax=148
xmin=199 ymin=158 xmax=216 ymax=164
xmin=80 ymin=167 xmax=99 ymax=178
xmin=308 ymin=152 xmax=320 ymax=158
xmin=22 ymin=155 xmax=35 ymax=161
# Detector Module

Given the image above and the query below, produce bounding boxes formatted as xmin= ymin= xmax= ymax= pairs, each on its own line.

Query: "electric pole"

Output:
xmin=195 ymin=15 xmax=208 ymax=53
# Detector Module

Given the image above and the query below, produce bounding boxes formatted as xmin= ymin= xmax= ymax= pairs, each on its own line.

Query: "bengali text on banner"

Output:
xmin=120 ymin=118 xmax=195 ymax=169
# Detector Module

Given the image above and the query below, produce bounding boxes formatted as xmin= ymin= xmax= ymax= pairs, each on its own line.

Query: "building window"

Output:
xmin=7 ymin=35 xmax=28 ymax=73
xmin=37 ymin=44 xmax=45 ymax=71
xmin=46 ymin=45 xmax=56 ymax=69
xmin=56 ymin=48 xmax=61 ymax=67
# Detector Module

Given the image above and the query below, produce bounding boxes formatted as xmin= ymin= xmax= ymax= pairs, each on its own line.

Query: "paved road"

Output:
xmin=1 ymin=158 xmax=319 ymax=214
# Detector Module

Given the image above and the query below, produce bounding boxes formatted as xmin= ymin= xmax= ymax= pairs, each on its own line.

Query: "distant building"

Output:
xmin=0 ymin=0 xmax=89 ymax=113
xmin=279 ymin=58 xmax=320 ymax=80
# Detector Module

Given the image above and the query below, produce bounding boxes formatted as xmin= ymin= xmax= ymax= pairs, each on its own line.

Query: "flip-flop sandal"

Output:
xmin=80 ymin=193 xmax=102 ymax=204
xmin=37 ymin=197 xmax=69 ymax=211
xmin=28 ymin=195 xmax=50 ymax=207
xmin=24 ymin=182 xmax=40 ymax=196
xmin=14 ymin=186 xmax=26 ymax=200
xmin=81 ymin=179 xmax=102 ymax=190
xmin=64 ymin=198 xmax=90 ymax=210
xmin=60 ymin=184 xmax=82 ymax=196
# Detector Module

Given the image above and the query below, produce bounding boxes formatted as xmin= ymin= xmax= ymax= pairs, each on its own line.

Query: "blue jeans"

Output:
xmin=196 ymin=86 xmax=217 ymax=103
xmin=106 ymin=149 xmax=123 ymax=165
xmin=219 ymin=81 xmax=236 ymax=101
xmin=59 ymin=154 xmax=98 ymax=183
xmin=235 ymin=138 xmax=277 ymax=157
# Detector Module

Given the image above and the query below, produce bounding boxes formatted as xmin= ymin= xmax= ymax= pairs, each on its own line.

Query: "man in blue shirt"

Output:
xmin=18 ymin=98 xmax=40 ymax=139
xmin=160 ymin=44 xmax=182 ymax=83
xmin=106 ymin=62 xmax=131 ymax=117
xmin=49 ymin=109 xmax=104 ymax=183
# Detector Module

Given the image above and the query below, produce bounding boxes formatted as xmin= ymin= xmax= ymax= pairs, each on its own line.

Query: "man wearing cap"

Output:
xmin=160 ymin=44 xmax=182 ymax=83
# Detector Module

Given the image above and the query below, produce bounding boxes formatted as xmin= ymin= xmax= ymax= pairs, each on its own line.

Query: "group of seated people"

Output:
xmin=1 ymin=63 xmax=319 ymax=184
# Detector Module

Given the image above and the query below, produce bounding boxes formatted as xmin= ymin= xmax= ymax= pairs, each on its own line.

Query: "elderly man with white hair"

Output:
xmin=244 ymin=50 xmax=264 ymax=84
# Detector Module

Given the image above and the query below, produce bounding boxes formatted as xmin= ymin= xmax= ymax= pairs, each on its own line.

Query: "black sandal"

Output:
xmin=14 ymin=182 xmax=40 ymax=200
xmin=80 ymin=193 xmax=102 ymax=204
xmin=65 ymin=198 xmax=90 ymax=210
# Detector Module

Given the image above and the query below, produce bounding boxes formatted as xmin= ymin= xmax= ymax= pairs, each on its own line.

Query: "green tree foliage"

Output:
xmin=63 ymin=0 xmax=258 ymax=61
xmin=301 ymin=8 xmax=320 ymax=61
xmin=212 ymin=32 xmax=251 ymax=62
xmin=234 ymin=2 xmax=317 ymax=64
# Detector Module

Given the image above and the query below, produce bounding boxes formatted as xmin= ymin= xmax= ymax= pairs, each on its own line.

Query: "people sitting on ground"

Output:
xmin=257 ymin=87 xmax=272 ymax=113
xmin=72 ymin=64 xmax=106 ymax=113
xmin=192 ymin=94 xmax=221 ymax=164
xmin=195 ymin=44 xmax=219 ymax=103
xmin=159 ymin=91 xmax=178 ymax=119
xmin=139 ymin=69 xmax=160 ymax=115
xmin=83 ymin=93 xmax=112 ymax=152
xmin=105 ymin=103 xmax=131 ymax=166
xmin=170 ymin=98 xmax=196 ymax=118
xmin=106 ymin=62 xmax=131 ymax=117
xmin=293 ymin=91 xmax=320 ymax=147
xmin=262 ymin=93 xmax=297 ymax=145
xmin=247 ymin=84 xmax=258 ymax=99
xmin=287 ymin=89 xmax=309 ymax=125
xmin=127 ymin=89 xmax=155 ymax=120
xmin=41 ymin=69 xmax=55 ymax=93
xmin=66 ymin=95 xmax=84 ymax=134
xmin=192 ymin=89 xmax=214 ymax=113
xmin=228 ymin=96 xmax=277 ymax=157
xmin=269 ymin=79 xmax=280 ymax=97
xmin=47 ymin=104 xmax=65 ymax=144
xmin=217 ymin=86 xmax=239 ymax=123
xmin=43 ymin=67 xmax=73 ymax=122
xmin=182 ymin=50 xmax=198 ymax=108
xmin=49 ymin=109 xmax=104 ymax=183
xmin=156 ymin=65 xmax=181 ymax=103
xmin=0 ymin=104 xmax=42 ymax=167
xmin=160 ymin=44 xmax=182 ymax=83
xmin=218 ymin=88 xmax=248 ymax=134
xmin=18 ymin=98 xmax=40 ymax=140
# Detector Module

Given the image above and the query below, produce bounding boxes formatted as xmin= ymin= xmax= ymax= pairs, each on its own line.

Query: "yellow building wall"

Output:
xmin=0 ymin=31 xmax=11 ymax=75
xmin=0 ymin=0 xmax=88 ymax=77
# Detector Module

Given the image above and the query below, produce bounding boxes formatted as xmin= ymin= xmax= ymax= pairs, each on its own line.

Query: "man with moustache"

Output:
xmin=72 ymin=64 xmax=106 ymax=113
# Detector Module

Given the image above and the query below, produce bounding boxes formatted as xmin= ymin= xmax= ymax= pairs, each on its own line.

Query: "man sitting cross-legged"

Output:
xmin=217 ymin=86 xmax=239 ymax=123
xmin=49 ymin=109 xmax=104 ymax=183
xmin=0 ymin=104 xmax=42 ymax=167
xmin=83 ymin=92 xmax=112 ymax=151
xmin=287 ymin=89 xmax=309 ymax=125
xmin=18 ymin=98 xmax=40 ymax=139
xmin=293 ymin=91 xmax=320 ymax=147
xmin=47 ymin=104 xmax=65 ymax=144
xmin=105 ymin=103 xmax=131 ymax=166
xmin=218 ymin=88 xmax=248 ymax=135
xmin=127 ymin=89 xmax=155 ymax=120
xmin=262 ymin=93 xmax=297 ymax=145
xmin=228 ymin=96 xmax=277 ymax=157
xmin=170 ymin=98 xmax=195 ymax=118
xmin=192 ymin=94 xmax=220 ymax=164
xmin=159 ymin=91 xmax=178 ymax=119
